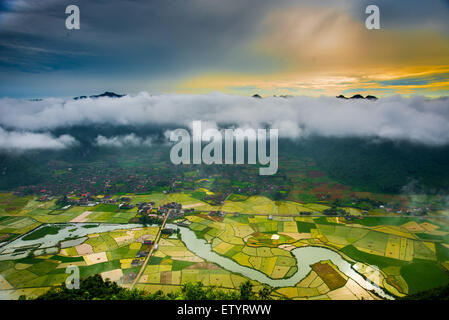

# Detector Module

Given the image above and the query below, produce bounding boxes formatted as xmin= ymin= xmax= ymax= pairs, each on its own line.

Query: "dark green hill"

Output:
xmin=402 ymin=284 xmax=449 ymax=300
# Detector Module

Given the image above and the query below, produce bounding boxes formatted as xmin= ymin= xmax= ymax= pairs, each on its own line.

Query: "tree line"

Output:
xmin=26 ymin=274 xmax=275 ymax=300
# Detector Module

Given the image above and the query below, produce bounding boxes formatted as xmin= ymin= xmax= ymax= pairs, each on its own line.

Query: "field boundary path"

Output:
xmin=196 ymin=210 xmax=449 ymax=220
xmin=130 ymin=212 xmax=170 ymax=290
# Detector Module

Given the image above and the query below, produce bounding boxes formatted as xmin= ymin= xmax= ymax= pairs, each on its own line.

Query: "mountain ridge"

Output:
xmin=73 ymin=91 xmax=125 ymax=100
xmin=337 ymin=94 xmax=378 ymax=100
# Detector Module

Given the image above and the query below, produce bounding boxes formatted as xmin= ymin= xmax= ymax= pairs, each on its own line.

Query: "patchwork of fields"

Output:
xmin=1 ymin=192 xmax=449 ymax=300
xmin=181 ymin=212 xmax=449 ymax=298
xmin=187 ymin=214 xmax=299 ymax=279
xmin=135 ymin=238 xmax=264 ymax=295
xmin=0 ymin=226 xmax=159 ymax=299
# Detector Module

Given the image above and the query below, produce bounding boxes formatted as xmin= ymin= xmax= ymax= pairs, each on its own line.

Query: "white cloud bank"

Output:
xmin=95 ymin=134 xmax=152 ymax=147
xmin=0 ymin=92 xmax=448 ymax=146
xmin=0 ymin=126 xmax=77 ymax=150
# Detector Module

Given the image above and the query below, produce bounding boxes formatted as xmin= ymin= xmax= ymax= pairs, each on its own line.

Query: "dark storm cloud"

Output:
xmin=0 ymin=0 xmax=280 ymax=79
xmin=356 ymin=0 xmax=449 ymax=31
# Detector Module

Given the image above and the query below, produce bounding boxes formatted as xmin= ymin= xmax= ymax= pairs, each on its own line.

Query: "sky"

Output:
xmin=0 ymin=0 xmax=449 ymax=98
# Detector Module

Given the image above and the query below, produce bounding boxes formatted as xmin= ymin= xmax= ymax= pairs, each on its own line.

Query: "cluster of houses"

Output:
xmin=57 ymin=195 xmax=100 ymax=208
xmin=209 ymin=210 xmax=225 ymax=218
xmin=131 ymin=239 xmax=155 ymax=267
xmin=161 ymin=228 xmax=176 ymax=236
xmin=159 ymin=202 xmax=182 ymax=213
xmin=137 ymin=201 xmax=156 ymax=214
xmin=14 ymin=160 xmax=196 ymax=199
xmin=37 ymin=195 xmax=54 ymax=202
xmin=56 ymin=195 xmax=143 ymax=209
xmin=202 ymin=193 xmax=228 ymax=206
xmin=380 ymin=205 xmax=429 ymax=216
xmin=118 ymin=202 xmax=134 ymax=210
xmin=158 ymin=202 xmax=186 ymax=219
xmin=135 ymin=201 xmax=193 ymax=221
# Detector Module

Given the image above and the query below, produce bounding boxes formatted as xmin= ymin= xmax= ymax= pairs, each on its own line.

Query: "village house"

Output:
xmin=131 ymin=258 xmax=143 ymax=267
xmin=161 ymin=228 xmax=176 ymax=235
xmin=119 ymin=202 xmax=134 ymax=210
xmin=209 ymin=211 xmax=225 ymax=218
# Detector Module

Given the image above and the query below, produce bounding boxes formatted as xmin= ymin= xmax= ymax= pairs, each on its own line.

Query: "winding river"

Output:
xmin=167 ymin=223 xmax=394 ymax=299
xmin=0 ymin=223 xmax=142 ymax=261
xmin=0 ymin=222 xmax=394 ymax=299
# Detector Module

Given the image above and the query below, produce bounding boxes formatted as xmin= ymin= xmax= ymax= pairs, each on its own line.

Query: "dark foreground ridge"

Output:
xmin=22 ymin=274 xmax=449 ymax=300
xmin=28 ymin=274 xmax=273 ymax=300
xmin=402 ymin=284 xmax=449 ymax=300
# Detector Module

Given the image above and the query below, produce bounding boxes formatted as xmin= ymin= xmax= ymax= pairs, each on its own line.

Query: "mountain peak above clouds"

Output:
xmin=74 ymin=91 xmax=125 ymax=100
xmin=336 ymin=94 xmax=378 ymax=100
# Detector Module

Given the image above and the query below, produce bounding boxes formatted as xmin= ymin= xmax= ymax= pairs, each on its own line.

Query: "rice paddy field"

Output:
xmin=220 ymin=196 xmax=329 ymax=215
xmin=1 ymin=192 xmax=449 ymax=300
xmin=186 ymin=214 xmax=299 ymax=279
xmin=181 ymin=212 xmax=449 ymax=298
xmin=135 ymin=238 xmax=265 ymax=295
xmin=0 ymin=225 xmax=160 ymax=299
